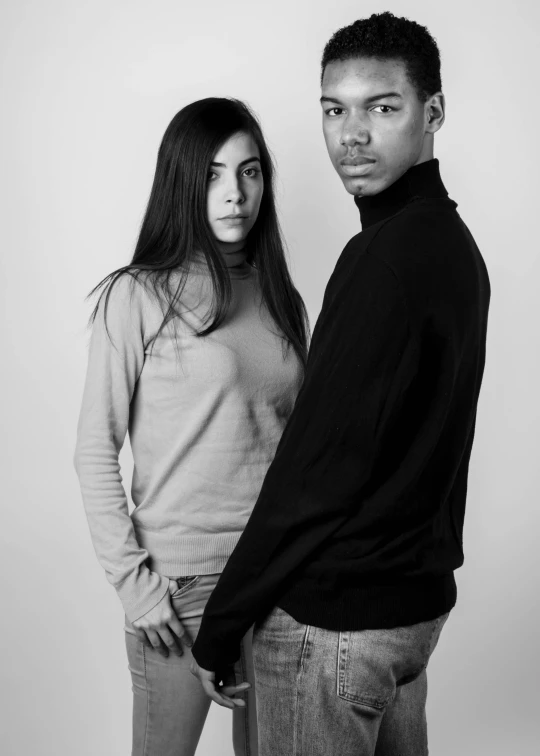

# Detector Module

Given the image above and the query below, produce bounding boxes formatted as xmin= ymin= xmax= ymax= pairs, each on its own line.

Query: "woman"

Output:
xmin=74 ymin=97 xmax=308 ymax=756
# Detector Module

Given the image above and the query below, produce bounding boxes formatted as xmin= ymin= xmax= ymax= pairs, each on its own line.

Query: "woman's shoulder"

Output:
xmin=94 ymin=270 xmax=164 ymax=338
xmin=97 ymin=271 xmax=148 ymax=313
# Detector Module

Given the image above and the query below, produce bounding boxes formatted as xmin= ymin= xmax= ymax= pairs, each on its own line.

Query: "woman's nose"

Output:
xmin=225 ymin=177 xmax=245 ymax=203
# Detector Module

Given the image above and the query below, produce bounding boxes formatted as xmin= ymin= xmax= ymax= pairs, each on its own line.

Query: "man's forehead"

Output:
xmin=322 ymin=57 xmax=409 ymax=91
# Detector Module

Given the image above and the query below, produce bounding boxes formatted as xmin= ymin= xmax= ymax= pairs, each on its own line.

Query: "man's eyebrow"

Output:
xmin=210 ymin=156 xmax=261 ymax=168
xmin=320 ymin=96 xmax=344 ymax=105
xmin=320 ymin=92 xmax=403 ymax=105
xmin=364 ymin=92 xmax=402 ymax=103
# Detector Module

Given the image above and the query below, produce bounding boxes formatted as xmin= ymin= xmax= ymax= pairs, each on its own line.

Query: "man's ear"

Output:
xmin=425 ymin=92 xmax=445 ymax=134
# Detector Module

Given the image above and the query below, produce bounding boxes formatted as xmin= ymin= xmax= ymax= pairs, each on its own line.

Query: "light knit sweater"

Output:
xmin=74 ymin=257 xmax=303 ymax=622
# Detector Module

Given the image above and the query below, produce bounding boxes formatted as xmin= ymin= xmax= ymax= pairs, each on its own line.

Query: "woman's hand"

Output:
xmin=132 ymin=580 xmax=192 ymax=658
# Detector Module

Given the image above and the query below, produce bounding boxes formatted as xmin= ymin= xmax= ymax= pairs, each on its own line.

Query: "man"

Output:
xmin=191 ymin=12 xmax=490 ymax=755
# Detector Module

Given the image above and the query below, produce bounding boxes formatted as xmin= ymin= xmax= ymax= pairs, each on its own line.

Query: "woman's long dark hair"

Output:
xmin=90 ymin=97 xmax=309 ymax=365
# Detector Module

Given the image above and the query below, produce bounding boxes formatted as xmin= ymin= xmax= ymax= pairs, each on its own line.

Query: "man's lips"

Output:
xmin=339 ymin=156 xmax=377 ymax=178
xmin=340 ymin=156 xmax=376 ymax=166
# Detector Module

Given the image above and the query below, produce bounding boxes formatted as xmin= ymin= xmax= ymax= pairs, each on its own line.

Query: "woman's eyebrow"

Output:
xmin=210 ymin=157 xmax=261 ymax=168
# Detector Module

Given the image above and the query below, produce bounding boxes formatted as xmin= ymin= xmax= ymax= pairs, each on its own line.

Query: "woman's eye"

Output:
xmin=243 ymin=168 xmax=259 ymax=178
xmin=372 ymin=105 xmax=394 ymax=114
xmin=207 ymin=171 xmax=218 ymax=181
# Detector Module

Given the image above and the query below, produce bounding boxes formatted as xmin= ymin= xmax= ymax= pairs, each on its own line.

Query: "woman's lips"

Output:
xmin=219 ymin=216 xmax=249 ymax=225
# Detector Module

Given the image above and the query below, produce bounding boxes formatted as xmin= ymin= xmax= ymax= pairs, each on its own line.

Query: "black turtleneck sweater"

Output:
xmin=191 ymin=159 xmax=490 ymax=672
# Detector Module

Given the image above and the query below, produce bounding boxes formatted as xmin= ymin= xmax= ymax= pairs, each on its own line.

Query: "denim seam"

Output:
xmin=299 ymin=624 xmax=311 ymax=673
xmin=294 ymin=624 xmax=311 ymax=756
xmin=337 ymin=631 xmax=348 ymax=699
xmin=239 ymin=639 xmax=251 ymax=756
xmin=142 ymin=643 xmax=150 ymax=756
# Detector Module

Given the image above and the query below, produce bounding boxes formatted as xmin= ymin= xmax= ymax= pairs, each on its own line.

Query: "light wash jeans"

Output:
xmin=125 ymin=574 xmax=258 ymax=756
xmin=252 ymin=606 xmax=449 ymax=756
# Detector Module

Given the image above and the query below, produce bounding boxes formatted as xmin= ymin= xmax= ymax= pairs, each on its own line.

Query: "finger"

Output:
xmin=159 ymin=626 xmax=183 ymax=657
xmin=134 ymin=629 xmax=152 ymax=647
xmin=201 ymin=680 xmax=236 ymax=710
xmin=216 ymin=686 xmax=246 ymax=708
xmin=168 ymin=617 xmax=193 ymax=649
xmin=193 ymin=668 xmax=237 ymax=710
xmin=221 ymin=682 xmax=251 ymax=698
xmin=146 ymin=629 xmax=169 ymax=658
xmin=220 ymin=668 xmax=250 ymax=700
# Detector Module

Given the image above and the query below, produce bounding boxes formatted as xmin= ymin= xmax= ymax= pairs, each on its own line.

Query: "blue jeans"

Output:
xmin=252 ymin=606 xmax=449 ymax=756
xmin=125 ymin=574 xmax=258 ymax=756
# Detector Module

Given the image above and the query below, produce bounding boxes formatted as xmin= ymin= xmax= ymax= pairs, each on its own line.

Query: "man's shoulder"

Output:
xmin=336 ymin=196 xmax=480 ymax=290
xmin=364 ymin=198 xmax=472 ymax=270
xmin=379 ymin=198 xmax=460 ymax=246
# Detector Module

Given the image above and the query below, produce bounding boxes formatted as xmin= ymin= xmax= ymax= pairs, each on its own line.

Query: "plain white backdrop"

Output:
xmin=1 ymin=0 xmax=539 ymax=753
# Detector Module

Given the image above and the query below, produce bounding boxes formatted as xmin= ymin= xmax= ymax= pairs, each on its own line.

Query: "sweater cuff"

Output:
xmin=120 ymin=572 xmax=170 ymax=623
xmin=191 ymin=625 xmax=241 ymax=673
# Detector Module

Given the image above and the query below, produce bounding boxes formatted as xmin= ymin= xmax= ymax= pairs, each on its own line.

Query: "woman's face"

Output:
xmin=207 ymin=131 xmax=264 ymax=251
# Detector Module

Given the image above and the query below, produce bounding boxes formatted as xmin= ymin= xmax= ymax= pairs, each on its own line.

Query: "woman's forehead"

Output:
xmin=213 ymin=132 xmax=260 ymax=164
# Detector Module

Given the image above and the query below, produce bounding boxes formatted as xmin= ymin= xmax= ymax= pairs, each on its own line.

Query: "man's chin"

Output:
xmin=340 ymin=175 xmax=379 ymax=197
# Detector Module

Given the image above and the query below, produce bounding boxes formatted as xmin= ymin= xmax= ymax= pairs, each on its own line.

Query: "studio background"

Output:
xmin=1 ymin=0 xmax=538 ymax=754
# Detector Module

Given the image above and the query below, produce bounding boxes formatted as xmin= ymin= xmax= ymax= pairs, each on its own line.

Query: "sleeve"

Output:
xmin=73 ymin=274 xmax=169 ymax=622
xmin=191 ymin=254 xmax=411 ymax=671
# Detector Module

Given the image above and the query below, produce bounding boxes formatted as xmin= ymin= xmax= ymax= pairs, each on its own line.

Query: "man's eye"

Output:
xmin=326 ymin=108 xmax=344 ymax=117
xmin=371 ymin=105 xmax=394 ymax=114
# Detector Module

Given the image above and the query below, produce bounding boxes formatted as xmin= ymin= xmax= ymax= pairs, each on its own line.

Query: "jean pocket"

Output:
xmin=169 ymin=575 xmax=200 ymax=598
xmin=337 ymin=615 xmax=450 ymax=709
xmin=337 ymin=630 xmax=396 ymax=709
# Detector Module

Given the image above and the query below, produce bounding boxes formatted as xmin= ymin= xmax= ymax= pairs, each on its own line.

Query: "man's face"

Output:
xmin=321 ymin=57 xmax=431 ymax=196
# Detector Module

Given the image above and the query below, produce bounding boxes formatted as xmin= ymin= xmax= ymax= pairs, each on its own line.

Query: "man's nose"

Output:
xmin=340 ymin=116 xmax=370 ymax=148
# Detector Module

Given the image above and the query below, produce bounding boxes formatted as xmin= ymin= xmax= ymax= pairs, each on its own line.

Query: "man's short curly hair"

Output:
xmin=321 ymin=12 xmax=442 ymax=102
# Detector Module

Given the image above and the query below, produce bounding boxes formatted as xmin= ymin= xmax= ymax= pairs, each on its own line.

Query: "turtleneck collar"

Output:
xmin=354 ymin=159 xmax=449 ymax=229
xmin=190 ymin=247 xmax=253 ymax=280
xmin=221 ymin=247 xmax=248 ymax=268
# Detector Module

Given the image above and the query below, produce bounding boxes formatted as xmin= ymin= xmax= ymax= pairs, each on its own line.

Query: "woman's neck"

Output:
xmin=215 ymin=241 xmax=248 ymax=269
xmin=190 ymin=243 xmax=251 ymax=279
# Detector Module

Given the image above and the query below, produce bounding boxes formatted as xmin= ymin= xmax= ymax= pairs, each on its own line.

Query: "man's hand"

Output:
xmin=190 ymin=660 xmax=251 ymax=710
xmin=132 ymin=580 xmax=192 ymax=658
